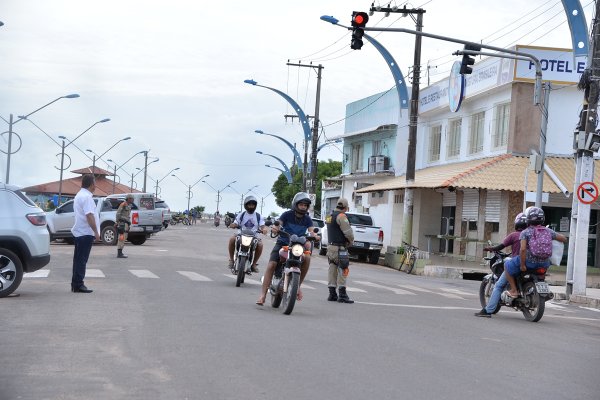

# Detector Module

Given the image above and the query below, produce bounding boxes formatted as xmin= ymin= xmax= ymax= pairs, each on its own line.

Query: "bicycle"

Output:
xmin=398 ymin=241 xmax=418 ymax=274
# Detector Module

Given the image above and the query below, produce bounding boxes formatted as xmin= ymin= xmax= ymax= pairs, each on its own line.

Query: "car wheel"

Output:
xmin=129 ymin=236 xmax=146 ymax=245
xmin=0 ymin=248 xmax=24 ymax=298
xmin=101 ymin=225 xmax=117 ymax=246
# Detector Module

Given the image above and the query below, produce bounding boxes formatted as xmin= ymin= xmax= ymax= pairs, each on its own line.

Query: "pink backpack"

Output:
xmin=529 ymin=226 xmax=553 ymax=259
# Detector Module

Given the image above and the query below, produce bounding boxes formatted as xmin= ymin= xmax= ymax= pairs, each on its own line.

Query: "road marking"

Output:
xmin=155 ymin=249 xmax=168 ymax=252
xmin=177 ymin=271 xmax=212 ymax=281
xmin=437 ymin=292 xmax=466 ymax=300
xmin=354 ymin=281 xmax=416 ymax=295
xmin=356 ymin=301 xmax=475 ymax=310
xmin=440 ymin=288 xmax=476 ymax=297
xmin=223 ymin=274 xmax=262 ymax=285
xmin=130 ymin=269 xmax=159 ymax=279
xmin=308 ymin=279 xmax=367 ymax=293
xmin=86 ymin=269 xmax=105 ymax=278
xmin=579 ymin=307 xmax=600 ymax=313
xmin=546 ymin=302 xmax=569 ymax=311
xmin=23 ymin=270 xmax=50 ymax=278
xmin=397 ymin=284 xmax=433 ymax=293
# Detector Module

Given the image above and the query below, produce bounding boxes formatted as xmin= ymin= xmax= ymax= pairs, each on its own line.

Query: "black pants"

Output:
xmin=72 ymin=235 xmax=94 ymax=287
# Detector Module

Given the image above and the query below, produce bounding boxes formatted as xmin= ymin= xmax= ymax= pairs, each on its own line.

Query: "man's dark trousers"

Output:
xmin=72 ymin=235 xmax=94 ymax=287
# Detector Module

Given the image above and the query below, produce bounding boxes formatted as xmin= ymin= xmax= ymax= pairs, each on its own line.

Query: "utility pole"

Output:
xmin=286 ymin=62 xmax=324 ymax=199
xmin=142 ymin=151 xmax=148 ymax=193
xmin=567 ymin=0 xmax=599 ymax=297
xmin=369 ymin=5 xmax=425 ymax=244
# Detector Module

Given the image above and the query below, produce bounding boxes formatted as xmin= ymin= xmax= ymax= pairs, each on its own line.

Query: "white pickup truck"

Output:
xmin=318 ymin=212 xmax=384 ymax=264
xmin=46 ymin=194 xmax=163 ymax=245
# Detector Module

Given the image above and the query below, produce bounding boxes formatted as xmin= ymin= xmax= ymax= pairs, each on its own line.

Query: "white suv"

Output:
xmin=0 ymin=183 xmax=51 ymax=297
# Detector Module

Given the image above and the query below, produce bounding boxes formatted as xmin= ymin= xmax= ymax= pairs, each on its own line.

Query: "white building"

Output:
xmin=323 ymin=45 xmax=600 ymax=266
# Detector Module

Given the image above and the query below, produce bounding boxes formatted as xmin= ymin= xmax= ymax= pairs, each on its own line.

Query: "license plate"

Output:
xmin=353 ymin=242 xmax=365 ymax=248
xmin=535 ymin=282 xmax=549 ymax=294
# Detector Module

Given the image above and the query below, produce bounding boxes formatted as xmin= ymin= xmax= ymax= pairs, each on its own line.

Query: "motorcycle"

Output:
xmin=214 ymin=215 xmax=220 ymax=227
xmin=480 ymin=250 xmax=553 ymax=322
xmin=269 ymin=222 xmax=319 ymax=315
xmin=232 ymin=228 xmax=259 ymax=287
xmin=224 ymin=212 xmax=235 ymax=228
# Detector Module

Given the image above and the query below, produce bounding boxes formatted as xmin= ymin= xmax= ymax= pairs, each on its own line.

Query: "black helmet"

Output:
xmin=243 ymin=195 xmax=258 ymax=212
xmin=291 ymin=192 xmax=311 ymax=215
xmin=526 ymin=206 xmax=545 ymax=226
xmin=514 ymin=212 xmax=527 ymax=231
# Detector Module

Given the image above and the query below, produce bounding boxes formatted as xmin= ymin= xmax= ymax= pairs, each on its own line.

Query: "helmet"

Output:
xmin=514 ymin=212 xmax=527 ymax=231
xmin=243 ymin=195 xmax=258 ymax=212
xmin=125 ymin=194 xmax=134 ymax=201
xmin=526 ymin=206 xmax=545 ymax=225
xmin=291 ymin=192 xmax=311 ymax=215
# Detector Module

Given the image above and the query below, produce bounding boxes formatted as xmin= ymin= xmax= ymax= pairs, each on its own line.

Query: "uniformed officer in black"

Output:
xmin=325 ymin=198 xmax=355 ymax=303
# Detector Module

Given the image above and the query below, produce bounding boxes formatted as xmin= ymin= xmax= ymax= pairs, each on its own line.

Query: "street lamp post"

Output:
xmin=264 ymin=164 xmax=293 ymax=184
xmin=107 ymin=150 xmax=146 ymax=194
xmin=154 ymin=167 xmax=180 ymax=198
xmin=202 ymin=179 xmax=236 ymax=214
xmin=256 ymin=151 xmax=293 ymax=183
xmin=1 ymin=94 xmax=81 ymax=183
xmin=173 ymin=174 xmax=211 ymax=213
xmin=254 ymin=130 xmax=303 ymax=171
xmin=259 ymin=191 xmax=274 ymax=215
xmin=86 ymin=136 xmax=131 ymax=172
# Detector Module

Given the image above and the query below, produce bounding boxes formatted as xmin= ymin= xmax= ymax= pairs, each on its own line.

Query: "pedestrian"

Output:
xmin=325 ymin=198 xmax=355 ymax=303
xmin=70 ymin=174 xmax=100 ymax=293
xmin=116 ymin=194 xmax=134 ymax=258
xmin=192 ymin=209 xmax=198 ymax=225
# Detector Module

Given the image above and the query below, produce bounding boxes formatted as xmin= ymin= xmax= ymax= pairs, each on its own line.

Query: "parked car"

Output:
xmin=155 ymin=200 xmax=172 ymax=229
xmin=312 ymin=218 xmax=325 ymax=249
xmin=0 ymin=183 xmax=50 ymax=297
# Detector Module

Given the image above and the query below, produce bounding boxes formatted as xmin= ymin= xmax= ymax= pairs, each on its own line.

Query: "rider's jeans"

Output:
xmin=485 ymin=271 xmax=508 ymax=314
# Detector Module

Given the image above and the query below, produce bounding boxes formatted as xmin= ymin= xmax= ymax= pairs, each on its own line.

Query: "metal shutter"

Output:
xmin=442 ymin=191 xmax=456 ymax=207
xmin=485 ymin=191 xmax=501 ymax=222
xmin=462 ymin=189 xmax=479 ymax=221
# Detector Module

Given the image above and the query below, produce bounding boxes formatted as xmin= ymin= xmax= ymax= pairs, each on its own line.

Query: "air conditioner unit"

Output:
xmin=368 ymin=156 xmax=377 ymax=173
xmin=375 ymin=156 xmax=390 ymax=172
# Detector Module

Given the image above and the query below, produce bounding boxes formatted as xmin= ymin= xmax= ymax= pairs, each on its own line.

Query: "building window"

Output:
xmin=493 ymin=103 xmax=510 ymax=148
xmin=447 ymin=119 xmax=461 ymax=159
xmin=351 ymin=143 xmax=364 ymax=172
xmin=469 ymin=111 xmax=485 ymax=154
xmin=372 ymin=140 xmax=382 ymax=156
xmin=394 ymin=193 xmax=404 ymax=203
xmin=428 ymin=125 xmax=441 ymax=162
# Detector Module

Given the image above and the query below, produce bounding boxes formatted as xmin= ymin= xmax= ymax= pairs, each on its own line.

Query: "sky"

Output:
xmin=0 ymin=0 xmax=594 ymax=215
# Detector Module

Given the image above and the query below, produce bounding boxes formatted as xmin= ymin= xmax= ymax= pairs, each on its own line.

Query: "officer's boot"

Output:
xmin=337 ymin=287 xmax=354 ymax=304
xmin=327 ymin=286 xmax=338 ymax=302
xmin=117 ymin=249 xmax=128 ymax=259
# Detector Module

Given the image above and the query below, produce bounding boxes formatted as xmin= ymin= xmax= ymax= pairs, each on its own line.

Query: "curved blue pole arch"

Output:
xmin=255 ymin=130 xmax=303 ymax=171
xmin=363 ymin=34 xmax=410 ymax=111
xmin=561 ymin=0 xmax=589 ymax=60
xmin=256 ymin=151 xmax=293 ymax=183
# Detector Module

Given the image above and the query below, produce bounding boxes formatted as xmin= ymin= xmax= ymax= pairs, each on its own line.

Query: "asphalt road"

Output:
xmin=2 ymin=222 xmax=599 ymax=400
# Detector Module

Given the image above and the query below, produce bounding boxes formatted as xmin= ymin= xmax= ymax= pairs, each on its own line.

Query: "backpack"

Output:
xmin=528 ymin=226 xmax=553 ymax=259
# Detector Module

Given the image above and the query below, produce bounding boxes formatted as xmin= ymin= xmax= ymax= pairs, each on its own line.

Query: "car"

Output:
xmin=155 ymin=200 xmax=172 ymax=229
xmin=0 ymin=183 xmax=51 ymax=297
xmin=312 ymin=218 xmax=325 ymax=249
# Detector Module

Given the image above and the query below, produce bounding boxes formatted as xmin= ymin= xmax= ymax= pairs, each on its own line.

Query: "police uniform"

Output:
xmin=116 ymin=198 xmax=132 ymax=257
xmin=326 ymin=198 xmax=355 ymax=303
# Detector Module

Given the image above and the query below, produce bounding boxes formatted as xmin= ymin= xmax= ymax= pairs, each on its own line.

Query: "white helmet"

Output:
xmin=291 ymin=192 xmax=311 ymax=215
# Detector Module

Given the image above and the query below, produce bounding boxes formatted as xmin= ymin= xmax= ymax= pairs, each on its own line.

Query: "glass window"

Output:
xmin=493 ymin=103 xmax=510 ymax=148
xmin=469 ymin=112 xmax=485 ymax=154
xmin=447 ymin=119 xmax=461 ymax=158
xmin=347 ymin=214 xmax=373 ymax=226
xmin=59 ymin=201 xmax=74 ymax=213
xmin=351 ymin=143 xmax=364 ymax=172
xmin=428 ymin=125 xmax=441 ymax=162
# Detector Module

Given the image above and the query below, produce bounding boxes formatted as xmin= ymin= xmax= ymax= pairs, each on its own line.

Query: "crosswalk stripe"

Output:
xmin=223 ymin=274 xmax=262 ymax=285
xmin=437 ymin=293 xmax=465 ymax=300
xmin=177 ymin=271 xmax=212 ymax=281
xmin=23 ymin=270 xmax=50 ymax=278
xmin=86 ymin=269 xmax=105 ymax=278
xmin=440 ymin=288 xmax=476 ymax=297
xmin=397 ymin=284 xmax=433 ymax=293
xmin=354 ymin=281 xmax=416 ymax=295
xmin=308 ymin=279 xmax=367 ymax=293
xmin=129 ymin=269 xmax=159 ymax=279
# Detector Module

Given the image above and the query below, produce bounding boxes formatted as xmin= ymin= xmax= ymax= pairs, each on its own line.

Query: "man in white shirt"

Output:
xmin=227 ymin=195 xmax=266 ymax=273
xmin=70 ymin=174 xmax=100 ymax=293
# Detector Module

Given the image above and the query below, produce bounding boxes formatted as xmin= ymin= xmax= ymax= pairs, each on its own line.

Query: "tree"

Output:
xmin=271 ymin=159 xmax=342 ymax=214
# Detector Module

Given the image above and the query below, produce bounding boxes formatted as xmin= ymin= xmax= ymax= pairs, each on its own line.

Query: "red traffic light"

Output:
xmin=351 ymin=11 xmax=369 ymax=28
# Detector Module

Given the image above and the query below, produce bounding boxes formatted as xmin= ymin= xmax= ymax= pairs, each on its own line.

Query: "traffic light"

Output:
xmin=350 ymin=11 xmax=369 ymax=50
xmin=459 ymin=44 xmax=481 ymax=75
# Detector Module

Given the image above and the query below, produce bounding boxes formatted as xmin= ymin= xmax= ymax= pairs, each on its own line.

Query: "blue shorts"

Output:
xmin=504 ymin=255 xmax=550 ymax=277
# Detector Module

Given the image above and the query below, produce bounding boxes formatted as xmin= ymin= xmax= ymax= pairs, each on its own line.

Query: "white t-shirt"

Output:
xmin=71 ymin=188 xmax=100 ymax=237
xmin=235 ymin=211 xmax=265 ymax=233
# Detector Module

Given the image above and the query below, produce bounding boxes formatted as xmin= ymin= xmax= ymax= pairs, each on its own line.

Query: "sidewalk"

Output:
xmin=415 ymin=253 xmax=600 ymax=309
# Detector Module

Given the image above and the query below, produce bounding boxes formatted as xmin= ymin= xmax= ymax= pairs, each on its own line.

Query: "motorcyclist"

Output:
xmin=475 ymin=207 xmax=567 ymax=318
xmin=227 ymin=195 xmax=266 ymax=273
xmin=256 ymin=192 xmax=320 ymax=306
xmin=482 ymin=212 xmax=527 ymax=257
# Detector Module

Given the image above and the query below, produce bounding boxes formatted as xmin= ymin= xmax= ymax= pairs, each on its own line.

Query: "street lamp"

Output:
xmin=1 ymin=94 xmax=81 ymax=183
xmin=202 ymin=179 xmax=236 ymax=214
xmin=54 ymin=118 xmax=111 ymax=204
xmin=132 ymin=159 xmax=158 ymax=191
xmin=259 ymin=191 xmax=274 ymax=215
xmin=254 ymin=129 xmax=303 ymax=171
xmin=107 ymin=150 xmax=146 ymax=193
xmin=86 ymin=135 xmax=131 ymax=171
xmin=154 ymin=167 xmax=180 ymax=198
xmin=317 ymin=138 xmax=342 ymax=153
xmin=172 ymin=173 xmax=211 ymax=213
xmin=256 ymin=151 xmax=293 ymax=183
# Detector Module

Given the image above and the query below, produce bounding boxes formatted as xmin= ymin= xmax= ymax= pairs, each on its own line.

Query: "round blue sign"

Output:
xmin=448 ymin=61 xmax=465 ymax=112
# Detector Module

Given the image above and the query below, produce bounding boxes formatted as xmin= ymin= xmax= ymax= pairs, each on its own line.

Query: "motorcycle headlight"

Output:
xmin=291 ymin=244 xmax=304 ymax=257
xmin=241 ymin=235 xmax=253 ymax=247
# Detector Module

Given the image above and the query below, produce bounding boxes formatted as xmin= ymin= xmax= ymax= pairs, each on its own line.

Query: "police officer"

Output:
xmin=326 ymin=198 xmax=355 ymax=303
xmin=116 ymin=194 xmax=133 ymax=258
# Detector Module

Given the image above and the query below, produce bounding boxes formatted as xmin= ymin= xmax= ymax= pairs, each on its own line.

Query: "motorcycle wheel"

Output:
xmin=282 ymin=272 xmax=300 ymax=315
xmin=479 ymin=278 xmax=501 ymax=314
xmin=521 ymin=282 xmax=545 ymax=322
xmin=270 ymin=279 xmax=283 ymax=308
xmin=235 ymin=255 xmax=247 ymax=287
